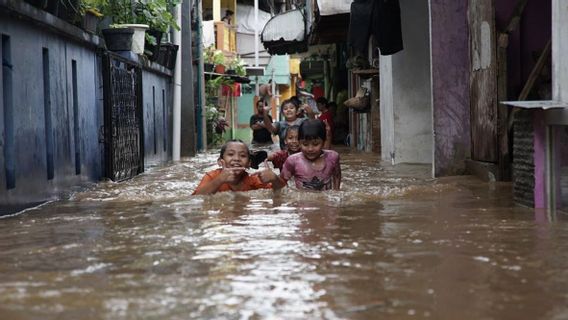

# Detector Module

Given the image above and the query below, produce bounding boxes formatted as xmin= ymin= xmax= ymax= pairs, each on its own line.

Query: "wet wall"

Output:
xmin=429 ymin=0 xmax=471 ymax=177
xmin=0 ymin=10 xmax=103 ymax=211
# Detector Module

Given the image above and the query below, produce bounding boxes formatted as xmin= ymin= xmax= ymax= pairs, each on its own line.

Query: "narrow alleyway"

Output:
xmin=0 ymin=148 xmax=567 ymax=319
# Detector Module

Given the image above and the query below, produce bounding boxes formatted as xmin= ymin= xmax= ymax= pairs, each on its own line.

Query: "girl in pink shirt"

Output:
xmin=280 ymin=120 xmax=341 ymax=191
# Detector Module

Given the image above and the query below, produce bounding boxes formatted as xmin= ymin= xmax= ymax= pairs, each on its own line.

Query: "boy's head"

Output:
xmin=316 ymin=97 xmax=328 ymax=112
xmin=218 ymin=139 xmax=250 ymax=168
xmin=280 ymin=99 xmax=300 ymax=121
xmin=256 ymin=100 xmax=265 ymax=114
xmin=284 ymin=125 xmax=300 ymax=153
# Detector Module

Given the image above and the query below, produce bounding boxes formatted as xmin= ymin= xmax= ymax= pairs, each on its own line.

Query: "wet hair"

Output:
xmin=289 ymin=96 xmax=302 ymax=108
xmin=298 ymin=119 xmax=326 ymax=141
xmin=285 ymin=125 xmax=300 ymax=139
xmin=219 ymin=139 xmax=250 ymax=159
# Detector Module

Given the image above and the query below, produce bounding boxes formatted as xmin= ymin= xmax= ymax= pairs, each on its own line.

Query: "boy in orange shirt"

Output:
xmin=192 ymin=140 xmax=285 ymax=195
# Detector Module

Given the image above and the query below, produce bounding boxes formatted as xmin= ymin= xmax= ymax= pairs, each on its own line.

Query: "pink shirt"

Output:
xmin=280 ymin=150 xmax=341 ymax=191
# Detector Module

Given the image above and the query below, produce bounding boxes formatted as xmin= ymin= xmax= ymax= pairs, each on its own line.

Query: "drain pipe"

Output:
xmin=196 ymin=0 xmax=207 ymax=151
xmin=172 ymin=2 xmax=182 ymax=160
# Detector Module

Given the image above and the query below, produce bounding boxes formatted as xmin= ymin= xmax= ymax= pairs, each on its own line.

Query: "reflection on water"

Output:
xmin=1 ymin=148 xmax=568 ymax=319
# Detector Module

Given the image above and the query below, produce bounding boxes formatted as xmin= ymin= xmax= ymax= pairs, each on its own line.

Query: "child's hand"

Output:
xmin=252 ymin=160 xmax=278 ymax=184
xmin=218 ymin=160 xmax=246 ymax=184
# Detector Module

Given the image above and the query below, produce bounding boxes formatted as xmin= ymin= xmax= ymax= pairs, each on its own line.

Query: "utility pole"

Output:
xmin=181 ymin=0 xmax=197 ymax=156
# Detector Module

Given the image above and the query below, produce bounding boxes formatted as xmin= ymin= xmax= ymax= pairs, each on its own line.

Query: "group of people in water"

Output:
xmin=192 ymin=97 xmax=341 ymax=195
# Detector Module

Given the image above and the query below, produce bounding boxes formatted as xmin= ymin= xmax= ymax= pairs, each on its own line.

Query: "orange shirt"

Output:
xmin=192 ymin=169 xmax=272 ymax=195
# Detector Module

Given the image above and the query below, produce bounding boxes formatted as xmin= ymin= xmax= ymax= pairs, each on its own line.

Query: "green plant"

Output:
xmin=203 ymin=45 xmax=225 ymax=66
xmin=205 ymin=104 xmax=228 ymax=146
xmin=227 ymin=56 xmax=247 ymax=76
xmin=137 ymin=0 xmax=180 ymax=32
xmin=80 ymin=0 xmax=103 ymax=16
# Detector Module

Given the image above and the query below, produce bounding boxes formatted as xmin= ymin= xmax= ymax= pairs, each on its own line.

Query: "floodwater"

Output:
xmin=1 ymin=148 xmax=568 ymax=320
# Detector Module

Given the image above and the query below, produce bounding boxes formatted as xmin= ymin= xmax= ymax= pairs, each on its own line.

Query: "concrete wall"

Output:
xmin=429 ymin=0 xmax=471 ymax=176
xmin=380 ymin=0 xmax=433 ymax=165
xmin=0 ymin=11 xmax=102 ymax=209
xmin=0 ymin=4 xmax=175 ymax=212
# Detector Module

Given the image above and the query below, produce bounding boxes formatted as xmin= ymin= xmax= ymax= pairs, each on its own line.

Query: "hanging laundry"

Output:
xmin=348 ymin=0 xmax=403 ymax=56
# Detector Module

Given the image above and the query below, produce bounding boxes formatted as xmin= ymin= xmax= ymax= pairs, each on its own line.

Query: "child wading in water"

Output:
xmin=264 ymin=99 xmax=315 ymax=150
xmin=280 ymin=119 xmax=341 ymax=191
xmin=192 ymin=140 xmax=284 ymax=195
xmin=268 ymin=122 xmax=332 ymax=171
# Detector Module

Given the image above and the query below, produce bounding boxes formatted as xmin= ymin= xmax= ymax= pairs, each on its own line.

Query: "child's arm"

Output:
xmin=252 ymin=161 xmax=286 ymax=190
xmin=332 ymin=161 xmax=342 ymax=190
xmin=263 ymin=106 xmax=278 ymax=133
xmin=323 ymin=120 xmax=332 ymax=150
xmin=193 ymin=167 xmax=245 ymax=195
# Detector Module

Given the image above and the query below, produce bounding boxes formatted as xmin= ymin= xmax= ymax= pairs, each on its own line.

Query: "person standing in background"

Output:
xmin=316 ymin=97 xmax=334 ymax=143
xmin=250 ymin=100 xmax=273 ymax=146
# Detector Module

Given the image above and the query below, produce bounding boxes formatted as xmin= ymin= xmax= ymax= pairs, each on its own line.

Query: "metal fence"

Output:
xmin=102 ymin=53 xmax=144 ymax=182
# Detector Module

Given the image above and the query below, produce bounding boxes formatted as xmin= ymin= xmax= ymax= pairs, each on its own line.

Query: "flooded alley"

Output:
xmin=0 ymin=149 xmax=567 ymax=320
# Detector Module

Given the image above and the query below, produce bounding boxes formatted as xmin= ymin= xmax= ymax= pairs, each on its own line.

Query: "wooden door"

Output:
xmin=469 ymin=0 xmax=498 ymax=162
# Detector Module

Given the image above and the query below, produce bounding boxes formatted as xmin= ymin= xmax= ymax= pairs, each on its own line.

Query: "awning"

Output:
xmin=317 ymin=0 xmax=353 ymax=16
xmin=261 ymin=9 xmax=308 ymax=55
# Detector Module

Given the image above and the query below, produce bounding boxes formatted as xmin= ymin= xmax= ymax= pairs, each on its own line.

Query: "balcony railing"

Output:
xmin=214 ymin=21 xmax=237 ymax=53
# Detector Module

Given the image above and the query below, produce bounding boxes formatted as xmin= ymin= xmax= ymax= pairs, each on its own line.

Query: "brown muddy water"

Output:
xmin=0 ymin=148 xmax=567 ymax=320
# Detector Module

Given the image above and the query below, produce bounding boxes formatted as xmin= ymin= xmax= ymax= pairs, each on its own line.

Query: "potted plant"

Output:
xmin=226 ymin=55 xmax=247 ymax=76
xmin=80 ymin=0 xmax=103 ymax=33
xmin=203 ymin=46 xmax=225 ymax=73
xmin=203 ymin=45 xmax=216 ymax=72
xmin=98 ymin=0 xmax=148 ymax=54
xmin=138 ymin=0 xmax=181 ymax=60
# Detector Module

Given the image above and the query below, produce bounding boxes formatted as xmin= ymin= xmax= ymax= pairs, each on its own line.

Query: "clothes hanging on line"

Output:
xmin=348 ymin=0 xmax=403 ymax=56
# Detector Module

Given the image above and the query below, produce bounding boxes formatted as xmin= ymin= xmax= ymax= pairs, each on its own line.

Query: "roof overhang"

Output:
xmin=261 ymin=9 xmax=308 ymax=55
xmin=316 ymin=0 xmax=353 ymax=16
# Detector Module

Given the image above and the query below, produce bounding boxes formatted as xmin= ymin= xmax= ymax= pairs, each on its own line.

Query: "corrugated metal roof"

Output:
xmin=261 ymin=10 xmax=305 ymax=42
xmin=317 ymin=0 xmax=353 ymax=16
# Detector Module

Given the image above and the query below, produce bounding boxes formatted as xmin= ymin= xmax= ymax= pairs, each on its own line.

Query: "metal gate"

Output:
xmin=102 ymin=53 xmax=143 ymax=182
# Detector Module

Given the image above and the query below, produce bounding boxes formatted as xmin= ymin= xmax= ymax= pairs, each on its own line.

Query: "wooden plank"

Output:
xmin=496 ymin=0 xmax=529 ymax=180
xmin=371 ymin=77 xmax=381 ymax=153
xmin=469 ymin=0 xmax=498 ymax=162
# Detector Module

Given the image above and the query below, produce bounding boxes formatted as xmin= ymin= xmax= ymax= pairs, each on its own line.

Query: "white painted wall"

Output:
xmin=552 ymin=0 xmax=568 ymax=102
xmin=380 ymin=0 xmax=433 ymax=164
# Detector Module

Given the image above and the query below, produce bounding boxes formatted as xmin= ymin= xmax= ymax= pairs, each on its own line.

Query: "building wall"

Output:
xmin=380 ymin=0 xmax=433 ymax=165
xmin=0 ymin=6 xmax=175 ymax=212
xmin=429 ymin=0 xmax=471 ymax=176
xmin=0 ymin=12 xmax=102 ymax=209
